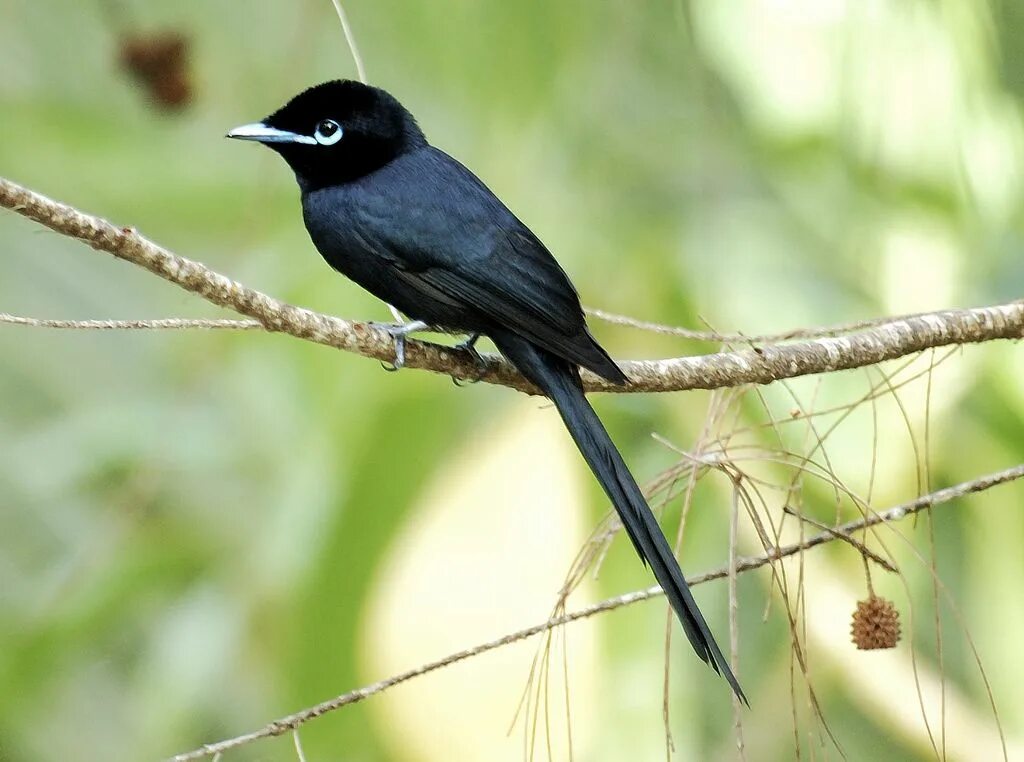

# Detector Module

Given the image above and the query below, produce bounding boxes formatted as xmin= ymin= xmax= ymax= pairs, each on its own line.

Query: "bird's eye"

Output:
xmin=314 ymin=119 xmax=343 ymax=145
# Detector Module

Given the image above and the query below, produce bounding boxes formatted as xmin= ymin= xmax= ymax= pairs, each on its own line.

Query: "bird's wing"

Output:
xmin=361 ymin=148 xmax=626 ymax=382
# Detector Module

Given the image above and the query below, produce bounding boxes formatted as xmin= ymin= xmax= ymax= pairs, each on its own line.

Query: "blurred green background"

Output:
xmin=3 ymin=1 xmax=1024 ymax=760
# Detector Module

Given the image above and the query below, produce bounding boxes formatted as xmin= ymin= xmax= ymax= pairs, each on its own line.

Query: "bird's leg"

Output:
xmin=379 ymin=305 xmax=423 ymax=370
xmin=455 ymin=332 xmax=482 ymax=364
xmin=452 ymin=333 xmax=487 ymax=386
xmin=378 ymin=319 xmax=428 ymax=371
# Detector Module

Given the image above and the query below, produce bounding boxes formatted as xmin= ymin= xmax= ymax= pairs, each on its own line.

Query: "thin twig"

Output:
xmin=292 ymin=730 xmax=307 ymax=762
xmin=729 ymin=478 xmax=746 ymax=759
xmin=330 ymin=0 xmax=366 ymax=83
xmin=166 ymin=463 xmax=1024 ymax=761
xmin=4 ymin=176 xmax=1024 ymax=396
xmin=583 ymin=306 xmax=1006 ymax=345
xmin=781 ymin=506 xmax=897 ymax=572
xmin=0 ymin=307 xmax=980 ymax=348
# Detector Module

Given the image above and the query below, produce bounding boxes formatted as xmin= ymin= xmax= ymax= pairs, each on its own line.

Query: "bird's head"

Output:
xmin=227 ymin=80 xmax=426 ymax=191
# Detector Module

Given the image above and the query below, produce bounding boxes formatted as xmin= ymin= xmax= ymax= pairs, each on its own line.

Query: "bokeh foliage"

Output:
xmin=2 ymin=1 xmax=1024 ymax=760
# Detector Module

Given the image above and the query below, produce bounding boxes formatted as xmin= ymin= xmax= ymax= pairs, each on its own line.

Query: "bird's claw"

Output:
xmin=456 ymin=332 xmax=483 ymax=364
xmin=452 ymin=333 xmax=486 ymax=386
xmin=373 ymin=320 xmax=428 ymax=371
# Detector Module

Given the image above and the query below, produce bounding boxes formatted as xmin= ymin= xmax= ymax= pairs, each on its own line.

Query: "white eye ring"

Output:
xmin=314 ymin=119 xmax=343 ymax=145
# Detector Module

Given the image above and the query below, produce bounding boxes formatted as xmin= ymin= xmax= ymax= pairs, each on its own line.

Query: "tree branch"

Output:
xmin=166 ymin=463 xmax=1024 ymax=761
xmin=0 ymin=313 xmax=262 ymax=331
xmin=3 ymin=175 xmax=1022 ymax=395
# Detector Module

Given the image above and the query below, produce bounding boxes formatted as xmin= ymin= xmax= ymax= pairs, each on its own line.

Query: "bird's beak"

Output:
xmin=225 ymin=122 xmax=317 ymax=145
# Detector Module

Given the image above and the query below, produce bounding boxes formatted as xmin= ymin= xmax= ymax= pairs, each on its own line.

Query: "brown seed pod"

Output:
xmin=851 ymin=595 xmax=901 ymax=650
xmin=118 ymin=31 xmax=192 ymax=110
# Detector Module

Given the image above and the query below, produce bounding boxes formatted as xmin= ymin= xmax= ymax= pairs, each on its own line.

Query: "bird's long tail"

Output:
xmin=491 ymin=331 xmax=746 ymax=702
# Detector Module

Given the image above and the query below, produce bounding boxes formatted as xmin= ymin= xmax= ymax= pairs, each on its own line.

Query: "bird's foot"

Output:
xmin=374 ymin=320 xmax=428 ymax=371
xmin=452 ymin=333 xmax=487 ymax=386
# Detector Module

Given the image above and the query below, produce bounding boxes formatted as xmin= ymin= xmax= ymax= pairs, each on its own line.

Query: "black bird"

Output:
xmin=228 ymin=80 xmax=745 ymax=701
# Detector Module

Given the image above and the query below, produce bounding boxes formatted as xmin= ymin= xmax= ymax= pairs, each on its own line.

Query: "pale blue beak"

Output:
xmin=226 ymin=122 xmax=317 ymax=145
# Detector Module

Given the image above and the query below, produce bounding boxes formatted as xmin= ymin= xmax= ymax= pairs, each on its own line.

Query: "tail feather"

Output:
xmin=492 ymin=331 xmax=746 ymax=702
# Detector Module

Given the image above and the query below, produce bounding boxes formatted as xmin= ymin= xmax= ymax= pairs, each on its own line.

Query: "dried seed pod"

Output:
xmin=851 ymin=595 xmax=901 ymax=650
xmin=118 ymin=31 xmax=192 ymax=110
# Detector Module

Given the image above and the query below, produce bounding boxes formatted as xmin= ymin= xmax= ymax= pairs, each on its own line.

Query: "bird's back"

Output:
xmin=304 ymin=147 xmax=626 ymax=384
